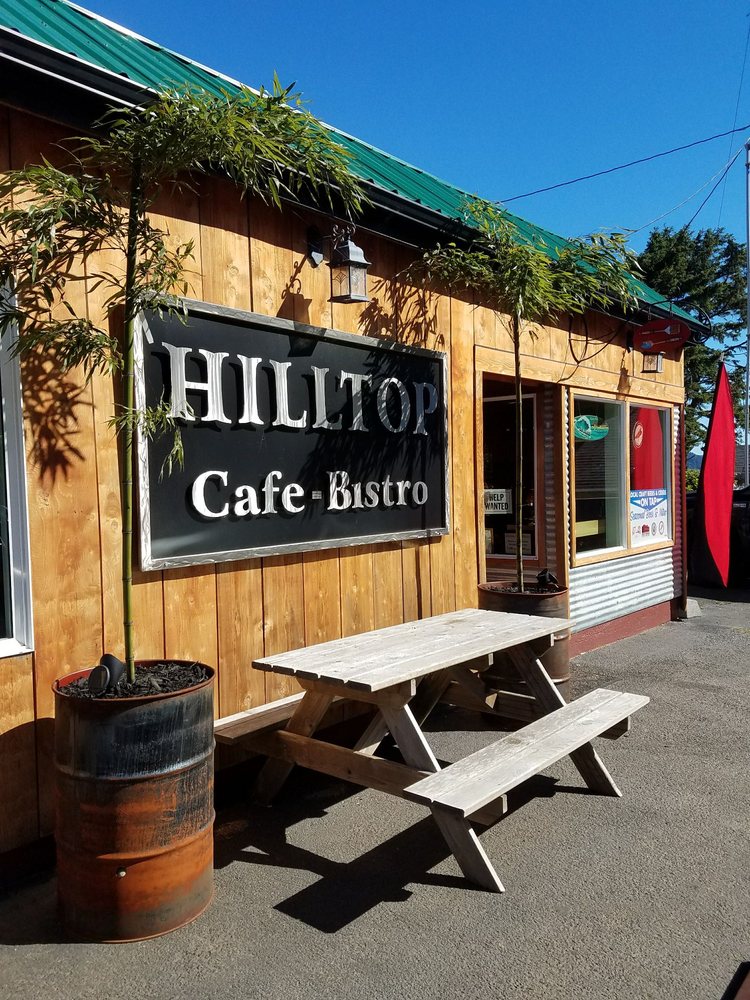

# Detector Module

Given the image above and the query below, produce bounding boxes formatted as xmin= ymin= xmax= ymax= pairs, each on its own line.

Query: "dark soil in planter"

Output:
xmin=62 ymin=661 xmax=210 ymax=699
xmin=484 ymin=583 xmax=566 ymax=595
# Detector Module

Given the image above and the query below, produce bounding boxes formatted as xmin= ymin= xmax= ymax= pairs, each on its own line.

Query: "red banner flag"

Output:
xmin=690 ymin=363 xmax=735 ymax=587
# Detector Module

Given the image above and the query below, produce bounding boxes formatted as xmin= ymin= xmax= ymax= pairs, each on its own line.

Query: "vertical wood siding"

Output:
xmin=0 ymin=110 xmax=683 ymax=852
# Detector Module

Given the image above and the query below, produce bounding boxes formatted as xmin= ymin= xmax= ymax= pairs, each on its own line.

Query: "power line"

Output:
xmin=503 ymin=123 xmax=750 ymax=203
xmin=627 ymin=151 xmax=744 ymax=237
xmin=717 ymin=15 xmax=750 ymax=226
xmin=685 ymin=146 xmax=744 ymax=229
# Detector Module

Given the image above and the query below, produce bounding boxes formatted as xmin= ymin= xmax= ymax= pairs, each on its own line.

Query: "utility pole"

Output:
xmin=745 ymin=139 xmax=750 ymax=485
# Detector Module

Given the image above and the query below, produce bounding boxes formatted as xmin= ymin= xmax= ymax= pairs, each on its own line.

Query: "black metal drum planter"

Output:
xmin=53 ymin=662 xmax=215 ymax=942
xmin=478 ymin=584 xmax=571 ymax=698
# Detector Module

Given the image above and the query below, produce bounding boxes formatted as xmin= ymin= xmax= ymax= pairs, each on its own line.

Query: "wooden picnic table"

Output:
xmin=217 ymin=608 xmax=648 ymax=893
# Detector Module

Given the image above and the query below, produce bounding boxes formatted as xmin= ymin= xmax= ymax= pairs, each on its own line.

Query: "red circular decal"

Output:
xmin=632 ymin=421 xmax=644 ymax=449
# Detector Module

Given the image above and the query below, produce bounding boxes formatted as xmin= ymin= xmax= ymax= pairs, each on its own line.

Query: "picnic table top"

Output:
xmin=252 ymin=608 xmax=571 ymax=692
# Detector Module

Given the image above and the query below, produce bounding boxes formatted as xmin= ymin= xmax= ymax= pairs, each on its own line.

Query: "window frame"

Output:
xmin=482 ymin=389 xmax=540 ymax=565
xmin=570 ymin=389 xmax=675 ymax=568
xmin=0 ymin=308 xmax=33 ymax=657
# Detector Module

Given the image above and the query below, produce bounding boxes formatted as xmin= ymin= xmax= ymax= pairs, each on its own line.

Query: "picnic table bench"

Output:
xmin=215 ymin=608 xmax=649 ymax=893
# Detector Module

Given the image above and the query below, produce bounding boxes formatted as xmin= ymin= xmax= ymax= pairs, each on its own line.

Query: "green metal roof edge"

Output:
xmin=0 ymin=0 xmax=701 ymax=329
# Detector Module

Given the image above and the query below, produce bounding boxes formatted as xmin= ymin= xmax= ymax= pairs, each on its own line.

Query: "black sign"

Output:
xmin=136 ymin=301 xmax=449 ymax=569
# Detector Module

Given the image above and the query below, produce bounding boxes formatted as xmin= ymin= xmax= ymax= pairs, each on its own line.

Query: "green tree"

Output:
xmin=0 ymin=83 xmax=363 ymax=680
xmin=638 ymin=226 xmax=746 ymax=452
xmin=407 ymin=200 xmax=640 ymax=591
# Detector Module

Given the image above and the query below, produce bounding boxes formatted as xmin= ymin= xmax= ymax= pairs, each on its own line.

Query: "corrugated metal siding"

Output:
xmin=672 ymin=406 xmax=684 ymax=596
xmin=0 ymin=0 xmax=703 ymax=325
xmin=569 ymin=548 xmax=675 ymax=632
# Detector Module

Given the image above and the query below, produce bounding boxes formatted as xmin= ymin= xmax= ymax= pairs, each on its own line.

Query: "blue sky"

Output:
xmin=86 ymin=0 xmax=750 ymax=252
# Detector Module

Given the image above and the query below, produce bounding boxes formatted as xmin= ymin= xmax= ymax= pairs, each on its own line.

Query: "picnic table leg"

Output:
xmin=353 ymin=713 xmax=390 ymax=755
xmin=379 ymin=701 xmax=505 ymax=890
xmin=506 ymin=645 xmax=621 ymax=797
xmin=430 ymin=804 xmax=505 ymax=893
xmin=353 ymin=671 xmax=454 ymax=756
xmin=253 ymin=690 xmax=334 ymax=805
xmin=380 ymin=703 xmax=441 ymax=773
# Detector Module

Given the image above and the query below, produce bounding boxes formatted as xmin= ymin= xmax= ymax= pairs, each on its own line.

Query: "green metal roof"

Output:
xmin=0 ymin=0 xmax=698 ymax=326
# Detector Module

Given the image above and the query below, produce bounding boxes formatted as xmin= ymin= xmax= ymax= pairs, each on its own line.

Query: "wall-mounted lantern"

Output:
xmin=642 ymin=352 xmax=664 ymax=374
xmin=308 ymin=224 xmax=370 ymax=304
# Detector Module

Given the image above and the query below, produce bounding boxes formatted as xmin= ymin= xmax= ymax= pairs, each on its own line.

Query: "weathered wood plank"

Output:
xmin=87 ymin=250 xmax=166 ymax=662
xmin=0 ymin=655 xmax=38 ymax=852
xmin=216 ymin=560 xmax=266 ymax=718
xmin=248 ymin=201 xmax=296 ymax=320
xmin=12 ymin=111 xmax=105 ymax=831
xmin=253 ymin=609 xmax=570 ymax=691
xmin=250 ymin=728 xmax=430 ymax=799
xmin=254 ymin=608 xmax=550 ymax=670
xmin=199 ymin=175 xmax=251 ymax=312
xmin=505 ymin=643 xmax=624 ymax=793
xmin=340 ymin=544 xmax=375 ymax=637
xmin=151 ymin=191 xmax=220 ymax=701
xmin=215 ymin=691 xmax=305 ymax=743
xmin=451 ymin=295 xmax=479 ymax=609
xmin=254 ymin=690 xmax=333 ymax=804
xmin=372 ymin=543 xmax=405 ymax=629
xmin=302 ymin=549 xmax=342 ymax=645
xmin=198 ymin=175 xmax=262 ymax=720
xmin=406 ymin=688 xmax=648 ymax=816
xmin=262 ymin=554 xmax=304 ymax=700
xmin=299 ymin=677 xmax=416 ymax=708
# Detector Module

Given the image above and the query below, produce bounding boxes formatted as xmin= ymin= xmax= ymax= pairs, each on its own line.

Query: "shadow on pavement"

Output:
xmin=214 ymin=766 xmax=560 ymax=933
xmin=688 ymin=584 xmax=750 ymax=604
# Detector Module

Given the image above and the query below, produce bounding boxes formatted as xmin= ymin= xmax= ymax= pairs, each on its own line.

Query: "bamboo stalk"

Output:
xmin=513 ymin=311 xmax=524 ymax=592
xmin=122 ymin=160 xmax=142 ymax=681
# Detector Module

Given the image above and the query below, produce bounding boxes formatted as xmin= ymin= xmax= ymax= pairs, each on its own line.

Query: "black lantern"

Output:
xmin=307 ymin=224 xmax=370 ymax=303
xmin=329 ymin=236 xmax=370 ymax=303
xmin=642 ymin=352 xmax=664 ymax=373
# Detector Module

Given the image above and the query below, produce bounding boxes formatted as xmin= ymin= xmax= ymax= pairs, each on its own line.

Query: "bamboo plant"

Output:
xmin=409 ymin=199 xmax=641 ymax=591
xmin=0 ymin=82 xmax=363 ymax=681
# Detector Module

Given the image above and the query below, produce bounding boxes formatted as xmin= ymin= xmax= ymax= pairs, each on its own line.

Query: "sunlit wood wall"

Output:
xmin=0 ymin=108 xmax=684 ymax=852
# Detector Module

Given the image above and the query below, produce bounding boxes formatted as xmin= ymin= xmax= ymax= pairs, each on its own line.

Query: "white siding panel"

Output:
xmin=569 ymin=548 xmax=675 ymax=632
xmin=672 ymin=406 xmax=684 ymax=597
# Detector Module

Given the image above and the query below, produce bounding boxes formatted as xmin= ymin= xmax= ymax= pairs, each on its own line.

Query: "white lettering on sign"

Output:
xmin=327 ymin=471 xmax=428 ymax=511
xmin=190 ymin=470 xmax=307 ymax=519
xmin=163 ymin=342 xmax=439 ymax=436
xmin=189 ymin=469 xmax=430 ymax=520
xmin=166 ymin=344 xmax=231 ymax=424
xmin=414 ymin=383 xmax=438 ymax=435
xmin=377 ymin=378 xmax=411 ymax=433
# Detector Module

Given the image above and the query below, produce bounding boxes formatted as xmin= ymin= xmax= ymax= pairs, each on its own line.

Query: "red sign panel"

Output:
xmin=633 ymin=318 xmax=691 ymax=353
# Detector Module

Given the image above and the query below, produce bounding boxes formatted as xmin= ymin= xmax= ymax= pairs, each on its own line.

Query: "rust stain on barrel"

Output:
xmin=54 ymin=663 xmax=215 ymax=942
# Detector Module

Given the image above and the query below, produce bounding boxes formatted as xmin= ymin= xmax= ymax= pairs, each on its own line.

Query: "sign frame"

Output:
xmin=135 ymin=298 xmax=450 ymax=571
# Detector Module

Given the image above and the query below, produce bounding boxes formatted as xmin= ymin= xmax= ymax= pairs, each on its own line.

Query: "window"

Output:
xmin=483 ymin=386 xmax=537 ymax=559
xmin=572 ymin=394 xmax=672 ymax=559
xmin=573 ymin=398 xmax=625 ymax=554
xmin=0 ymin=312 xmax=33 ymax=655
xmin=629 ymin=405 xmax=671 ymax=547
xmin=0 ymin=398 xmax=12 ymax=638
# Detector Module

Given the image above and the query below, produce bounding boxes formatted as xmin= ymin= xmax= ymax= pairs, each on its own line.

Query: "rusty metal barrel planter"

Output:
xmin=478 ymin=585 xmax=571 ymax=696
xmin=53 ymin=662 xmax=215 ymax=942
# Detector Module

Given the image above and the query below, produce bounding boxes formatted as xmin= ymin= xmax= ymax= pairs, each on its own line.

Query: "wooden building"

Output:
xmin=0 ymin=0 xmax=702 ymax=857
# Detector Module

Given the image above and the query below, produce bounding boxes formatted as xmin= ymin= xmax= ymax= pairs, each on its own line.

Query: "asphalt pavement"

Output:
xmin=1 ymin=586 xmax=748 ymax=1000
